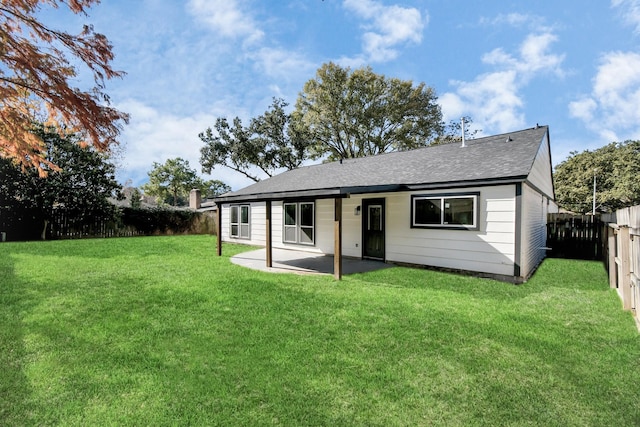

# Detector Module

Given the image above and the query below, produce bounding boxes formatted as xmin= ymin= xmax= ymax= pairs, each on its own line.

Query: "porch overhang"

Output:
xmin=213 ymin=185 xmax=402 ymax=204
xmin=213 ymin=176 xmax=529 ymax=205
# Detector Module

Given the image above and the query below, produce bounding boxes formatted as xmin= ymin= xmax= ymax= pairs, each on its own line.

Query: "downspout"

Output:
xmin=216 ymin=202 xmax=222 ymax=256
xmin=514 ymin=183 xmax=522 ymax=280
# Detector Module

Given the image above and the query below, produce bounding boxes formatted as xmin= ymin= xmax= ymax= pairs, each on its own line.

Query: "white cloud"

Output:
xmin=441 ymin=30 xmax=565 ymax=134
xmin=184 ymin=1 xmax=314 ymax=104
xmin=482 ymin=33 xmax=564 ymax=80
xmin=568 ymin=97 xmax=597 ymax=123
xmin=187 ymin=0 xmax=264 ymax=44
xmin=343 ymin=0 xmax=426 ymax=62
xmin=115 ymin=99 xmax=255 ymax=190
xmin=439 ymin=25 xmax=564 ymax=133
xmin=480 ymin=13 xmax=552 ymax=33
xmin=249 ymin=47 xmax=317 ymax=82
xmin=612 ymin=0 xmax=640 ymax=33
xmin=517 ymin=33 xmax=565 ymax=77
xmin=442 ymin=71 xmax=524 ymax=134
xmin=569 ymin=51 xmax=640 ymax=141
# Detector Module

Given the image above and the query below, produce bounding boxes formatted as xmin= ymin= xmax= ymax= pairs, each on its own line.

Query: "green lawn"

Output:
xmin=1 ymin=235 xmax=639 ymax=426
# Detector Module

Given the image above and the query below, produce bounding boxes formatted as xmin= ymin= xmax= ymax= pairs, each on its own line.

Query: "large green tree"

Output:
xmin=0 ymin=124 xmax=122 ymax=239
xmin=142 ymin=157 xmax=229 ymax=206
xmin=554 ymin=141 xmax=640 ymax=213
xmin=199 ymin=98 xmax=310 ymax=182
xmin=295 ymin=62 xmax=444 ymax=160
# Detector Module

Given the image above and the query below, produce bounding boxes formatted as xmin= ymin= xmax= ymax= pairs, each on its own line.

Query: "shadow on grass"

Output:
xmin=0 ymin=246 xmax=37 ymax=426
xmin=0 ymin=235 xmax=230 ymax=261
xmin=348 ymin=258 xmax=610 ymax=300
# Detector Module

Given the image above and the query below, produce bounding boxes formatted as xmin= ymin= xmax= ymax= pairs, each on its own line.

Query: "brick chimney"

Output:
xmin=189 ymin=189 xmax=201 ymax=209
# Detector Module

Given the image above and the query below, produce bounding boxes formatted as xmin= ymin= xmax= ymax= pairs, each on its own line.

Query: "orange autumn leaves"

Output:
xmin=0 ymin=0 xmax=128 ymax=175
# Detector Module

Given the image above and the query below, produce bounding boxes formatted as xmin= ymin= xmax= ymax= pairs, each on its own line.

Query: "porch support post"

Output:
xmin=216 ymin=202 xmax=222 ymax=256
xmin=334 ymin=197 xmax=343 ymax=280
xmin=266 ymin=200 xmax=272 ymax=268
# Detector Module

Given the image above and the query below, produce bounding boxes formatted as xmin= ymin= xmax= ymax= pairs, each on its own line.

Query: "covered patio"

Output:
xmin=231 ymin=247 xmax=391 ymax=276
xmin=218 ymin=198 xmax=352 ymax=279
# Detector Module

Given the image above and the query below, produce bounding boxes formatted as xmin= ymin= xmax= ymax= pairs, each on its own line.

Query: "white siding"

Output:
xmin=519 ymin=183 xmax=551 ymax=279
xmin=271 ymin=201 xmax=283 ymax=246
xmin=274 ymin=198 xmax=362 ymax=256
xmin=341 ymin=197 xmax=364 ymax=258
xmin=221 ymin=202 xmax=266 ymax=246
xmin=382 ymin=185 xmax=516 ymax=277
xmin=302 ymin=199 xmax=332 ymax=254
xmin=517 ymin=131 xmax=554 ymax=279
xmin=222 ymin=200 xmax=333 ymax=255
xmin=527 ymin=133 xmax=554 ymax=199
xmin=222 ymin=185 xmax=519 ymax=277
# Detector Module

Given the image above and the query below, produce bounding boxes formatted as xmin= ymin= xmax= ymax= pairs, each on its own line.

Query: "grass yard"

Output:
xmin=1 ymin=235 xmax=639 ymax=426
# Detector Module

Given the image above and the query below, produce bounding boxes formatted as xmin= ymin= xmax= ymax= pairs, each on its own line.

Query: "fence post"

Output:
xmin=632 ymin=232 xmax=639 ymax=314
xmin=620 ymin=226 xmax=632 ymax=310
xmin=608 ymin=225 xmax=617 ymax=289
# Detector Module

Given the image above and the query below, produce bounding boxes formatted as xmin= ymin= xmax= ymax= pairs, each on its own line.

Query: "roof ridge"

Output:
xmin=327 ymin=124 xmax=550 ymax=163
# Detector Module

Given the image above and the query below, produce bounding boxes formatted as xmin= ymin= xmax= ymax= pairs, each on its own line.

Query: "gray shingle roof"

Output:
xmin=216 ymin=125 xmax=549 ymax=203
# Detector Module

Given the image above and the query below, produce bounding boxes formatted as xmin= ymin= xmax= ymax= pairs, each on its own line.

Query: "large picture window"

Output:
xmin=412 ymin=194 xmax=478 ymax=229
xmin=283 ymin=202 xmax=315 ymax=245
xmin=230 ymin=205 xmax=250 ymax=238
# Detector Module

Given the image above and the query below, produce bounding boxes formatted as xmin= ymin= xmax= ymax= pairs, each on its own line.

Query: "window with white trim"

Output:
xmin=412 ymin=194 xmax=478 ymax=229
xmin=283 ymin=202 xmax=314 ymax=245
xmin=230 ymin=205 xmax=250 ymax=238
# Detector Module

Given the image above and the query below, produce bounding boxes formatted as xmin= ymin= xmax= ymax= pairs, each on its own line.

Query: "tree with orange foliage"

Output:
xmin=0 ymin=0 xmax=128 ymax=174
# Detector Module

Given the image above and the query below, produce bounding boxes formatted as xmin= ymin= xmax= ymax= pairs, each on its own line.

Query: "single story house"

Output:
xmin=214 ymin=125 xmax=556 ymax=282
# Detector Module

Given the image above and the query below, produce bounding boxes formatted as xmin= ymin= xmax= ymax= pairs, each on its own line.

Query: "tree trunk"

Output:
xmin=41 ymin=219 xmax=49 ymax=240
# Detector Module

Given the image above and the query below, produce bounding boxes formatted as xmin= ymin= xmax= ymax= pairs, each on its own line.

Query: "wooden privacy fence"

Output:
xmin=549 ymin=207 xmax=640 ymax=329
xmin=0 ymin=207 xmax=216 ymax=242
xmin=546 ymin=213 xmax=604 ymax=260
xmin=607 ymin=205 xmax=640 ymax=324
xmin=46 ymin=208 xmax=216 ymax=240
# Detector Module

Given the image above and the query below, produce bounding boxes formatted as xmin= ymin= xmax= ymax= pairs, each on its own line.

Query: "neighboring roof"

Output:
xmin=216 ymin=125 xmax=549 ymax=203
xmin=197 ymin=200 xmax=218 ymax=212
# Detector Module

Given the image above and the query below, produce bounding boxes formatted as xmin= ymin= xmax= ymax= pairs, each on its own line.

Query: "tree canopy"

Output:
xmin=433 ymin=116 xmax=481 ymax=145
xmin=198 ymin=64 xmax=449 ymax=181
xmin=142 ymin=157 xmax=230 ymax=206
xmin=0 ymin=124 xmax=122 ymax=239
xmin=0 ymin=0 xmax=128 ymax=174
xmin=199 ymin=98 xmax=310 ymax=182
xmin=295 ymin=62 xmax=444 ymax=160
xmin=554 ymin=140 xmax=640 ymax=213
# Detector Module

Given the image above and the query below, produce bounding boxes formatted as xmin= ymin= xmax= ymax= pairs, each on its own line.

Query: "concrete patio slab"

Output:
xmin=231 ymin=248 xmax=391 ymax=276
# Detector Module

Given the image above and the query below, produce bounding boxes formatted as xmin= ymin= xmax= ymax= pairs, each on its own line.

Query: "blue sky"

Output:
xmin=41 ymin=0 xmax=640 ymax=190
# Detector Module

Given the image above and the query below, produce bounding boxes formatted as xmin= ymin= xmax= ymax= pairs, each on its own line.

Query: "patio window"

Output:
xmin=230 ymin=204 xmax=250 ymax=238
xmin=411 ymin=193 xmax=478 ymax=229
xmin=283 ymin=202 xmax=314 ymax=245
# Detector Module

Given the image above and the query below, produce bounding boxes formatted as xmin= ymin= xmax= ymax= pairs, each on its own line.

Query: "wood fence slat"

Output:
xmin=619 ymin=226 xmax=632 ymax=310
xmin=547 ymin=213 xmax=603 ymax=260
xmin=608 ymin=225 xmax=617 ymax=289
xmin=604 ymin=206 xmax=640 ymax=330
